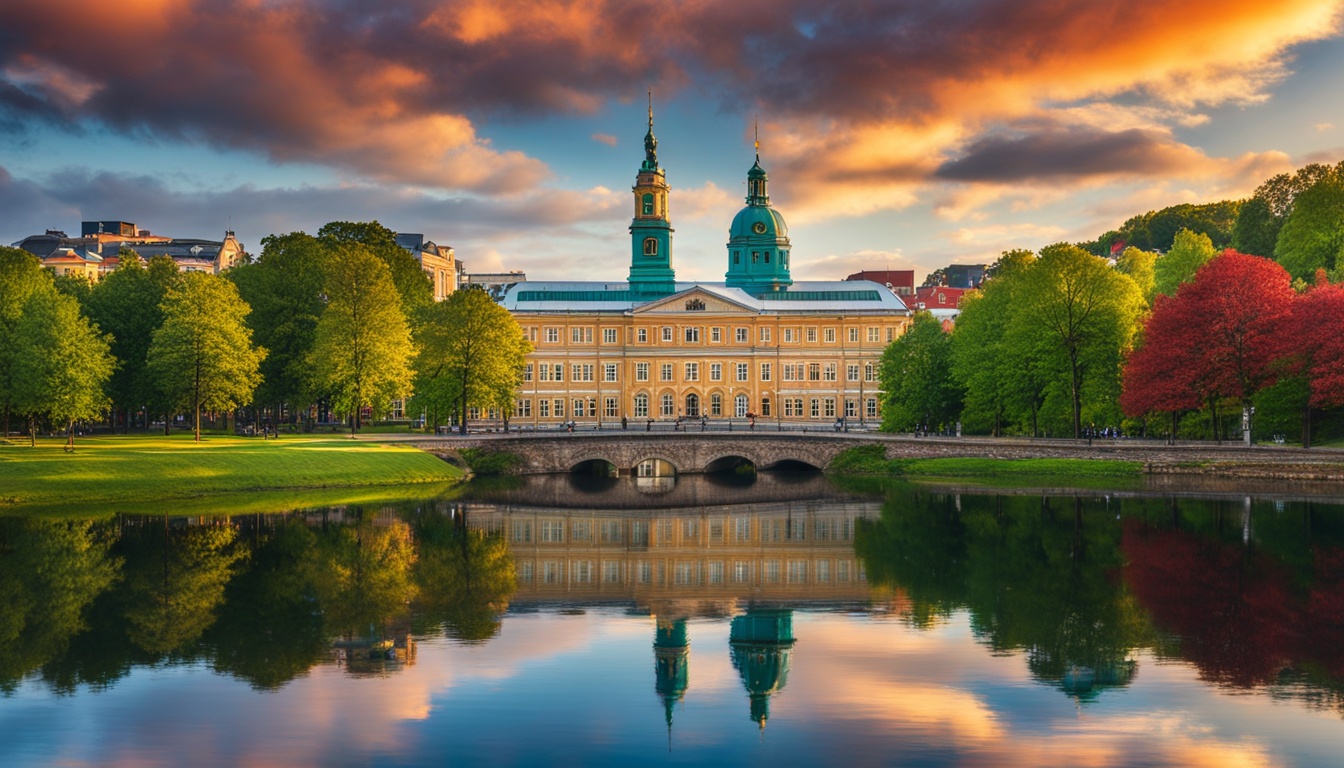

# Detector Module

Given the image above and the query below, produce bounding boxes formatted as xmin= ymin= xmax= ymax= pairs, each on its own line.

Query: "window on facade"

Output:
xmin=545 ymin=327 xmax=559 ymax=343
xmin=634 ymin=393 xmax=649 ymax=417
xmin=661 ymin=326 xmax=672 ymax=342
xmin=847 ymin=364 xmax=859 ymax=382
xmin=684 ymin=362 xmax=699 ymax=381
xmin=603 ymin=328 xmax=617 ymax=344
xmin=735 ymin=394 xmax=749 ymax=417
xmin=867 ymin=327 xmax=880 ymax=343
xmin=601 ymin=520 xmax=623 ymax=544
xmin=604 ymin=561 xmax=621 ymax=583
xmin=824 ymin=398 xmax=836 ymax=417
xmin=710 ymin=363 xmax=722 ymax=381
xmin=708 ymin=561 xmax=724 ymax=584
xmin=660 ymin=363 xmax=673 ymax=382
xmin=760 ymin=363 xmax=771 ymax=382
xmin=808 ymin=363 xmax=821 ymax=381
xmin=517 ymin=399 xmax=532 ymax=417
xmin=541 ymin=520 xmax=564 ymax=543
xmin=571 ymin=363 xmax=594 ymax=382
xmin=761 ymin=397 xmax=771 ymax=416
xmin=636 ymin=362 xmax=649 ymax=381
xmin=553 ymin=399 xmax=565 ymax=418
xmin=810 ymin=398 xmax=820 ymax=418
xmin=512 ymin=521 xmax=533 ymax=543
xmin=845 ymin=399 xmax=856 ymax=418
xmin=736 ymin=327 xmax=749 ymax=343
xmin=888 ymin=327 xmax=895 ymax=342
xmin=752 ymin=251 xmax=759 ymax=263
xmin=572 ymin=399 xmax=585 ymax=417
xmin=783 ymin=328 xmax=796 ymax=343
xmin=824 ymin=328 xmax=836 ymax=343
xmin=638 ymin=328 xmax=648 ymax=343
xmin=711 ymin=327 xmax=721 ymax=343
xmin=823 ymin=363 xmax=837 ymax=381
xmin=523 ymin=364 xmax=534 ymax=382
xmin=866 ymin=397 xmax=878 ymax=419
xmin=710 ymin=393 xmax=722 ymax=416
xmin=806 ymin=327 xmax=817 ymax=343
xmin=603 ymin=363 xmax=618 ymax=382
xmin=848 ymin=327 xmax=859 ymax=343
xmin=539 ymin=400 xmax=551 ymax=418
xmin=865 ymin=363 xmax=876 ymax=382
xmin=642 ymin=193 xmax=654 ymax=215
xmin=759 ymin=327 xmax=771 ymax=343
xmin=660 ymin=393 xmax=675 ymax=417
xmin=572 ymin=327 xmax=593 ymax=344
xmin=736 ymin=363 xmax=748 ymax=382
xmin=605 ymin=397 xmax=618 ymax=418
xmin=643 ymin=237 xmax=658 ymax=256
xmin=684 ymin=326 xmax=700 ymax=343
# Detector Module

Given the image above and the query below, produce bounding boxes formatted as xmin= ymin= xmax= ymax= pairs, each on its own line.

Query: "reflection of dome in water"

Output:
xmin=1058 ymin=659 xmax=1138 ymax=702
xmin=654 ymin=618 xmax=690 ymax=731
xmin=729 ymin=608 xmax=795 ymax=727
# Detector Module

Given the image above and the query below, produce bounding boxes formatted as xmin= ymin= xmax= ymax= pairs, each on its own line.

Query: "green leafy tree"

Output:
xmin=147 ymin=272 xmax=266 ymax=441
xmin=1274 ymin=175 xmax=1344 ymax=281
xmin=1013 ymin=245 xmax=1145 ymax=438
xmin=309 ymin=244 xmax=414 ymax=433
xmin=1153 ymin=228 xmax=1217 ymax=298
xmin=11 ymin=287 xmax=115 ymax=448
xmin=413 ymin=287 xmax=530 ymax=434
xmin=879 ymin=311 xmax=961 ymax=432
xmin=0 ymin=247 xmax=50 ymax=438
xmin=85 ymin=253 xmax=182 ymax=430
xmin=1233 ymin=162 xmax=1344 ymax=257
xmin=229 ymin=233 xmax=328 ymax=426
xmin=318 ymin=221 xmax=432 ymax=319
xmin=1115 ymin=246 xmax=1158 ymax=306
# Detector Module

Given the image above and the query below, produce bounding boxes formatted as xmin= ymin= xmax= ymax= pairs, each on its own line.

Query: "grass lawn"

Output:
xmin=828 ymin=445 xmax=1143 ymax=482
xmin=0 ymin=434 xmax=463 ymax=513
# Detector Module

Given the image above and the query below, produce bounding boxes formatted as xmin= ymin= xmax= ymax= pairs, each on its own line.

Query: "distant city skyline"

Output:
xmin=3 ymin=0 xmax=1343 ymax=283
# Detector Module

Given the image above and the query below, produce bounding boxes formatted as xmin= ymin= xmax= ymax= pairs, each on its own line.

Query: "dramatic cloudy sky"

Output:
xmin=3 ymin=0 xmax=1343 ymax=282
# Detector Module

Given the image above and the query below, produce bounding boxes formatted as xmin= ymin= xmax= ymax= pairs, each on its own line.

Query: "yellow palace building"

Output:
xmin=501 ymin=110 xmax=911 ymax=429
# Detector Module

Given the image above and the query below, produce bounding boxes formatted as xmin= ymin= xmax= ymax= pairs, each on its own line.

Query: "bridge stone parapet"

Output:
xmin=411 ymin=432 xmax=872 ymax=475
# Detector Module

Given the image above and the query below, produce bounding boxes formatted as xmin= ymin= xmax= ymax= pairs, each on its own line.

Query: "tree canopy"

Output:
xmin=308 ymin=243 xmax=414 ymax=433
xmin=1153 ymin=228 xmax=1216 ymax=298
xmin=413 ymin=287 xmax=530 ymax=433
xmin=147 ymin=272 xmax=266 ymax=441
xmin=879 ymin=311 xmax=961 ymax=432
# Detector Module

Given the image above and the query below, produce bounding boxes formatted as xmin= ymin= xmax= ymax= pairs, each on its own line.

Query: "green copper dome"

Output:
xmin=725 ymin=147 xmax=793 ymax=294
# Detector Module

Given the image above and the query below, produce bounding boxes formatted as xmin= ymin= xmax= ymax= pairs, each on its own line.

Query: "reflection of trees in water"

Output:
xmin=121 ymin=517 xmax=247 ymax=654
xmin=411 ymin=508 xmax=516 ymax=643
xmin=1122 ymin=499 xmax=1344 ymax=705
xmin=305 ymin=512 xmax=418 ymax=639
xmin=856 ymin=492 xmax=1151 ymax=702
xmin=856 ymin=490 xmax=1344 ymax=706
xmin=0 ymin=517 xmax=120 ymax=691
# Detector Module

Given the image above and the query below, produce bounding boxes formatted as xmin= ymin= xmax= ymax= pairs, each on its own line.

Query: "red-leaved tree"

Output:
xmin=1122 ymin=251 xmax=1295 ymax=439
xmin=1293 ymin=273 xmax=1344 ymax=408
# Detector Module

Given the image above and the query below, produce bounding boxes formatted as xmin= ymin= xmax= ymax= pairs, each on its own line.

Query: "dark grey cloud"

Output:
xmin=934 ymin=128 xmax=1204 ymax=183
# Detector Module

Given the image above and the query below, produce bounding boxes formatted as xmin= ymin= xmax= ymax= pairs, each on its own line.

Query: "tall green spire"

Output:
xmin=629 ymin=92 xmax=675 ymax=295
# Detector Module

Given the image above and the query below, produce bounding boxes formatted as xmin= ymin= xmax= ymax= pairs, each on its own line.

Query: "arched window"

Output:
xmin=634 ymin=393 xmax=649 ymax=418
xmin=643 ymin=237 xmax=658 ymax=256
xmin=642 ymin=193 xmax=654 ymax=216
xmin=660 ymin=393 xmax=675 ymax=417
xmin=685 ymin=393 xmax=700 ymax=417
xmin=735 ymin=394 xmax=749 ymax=418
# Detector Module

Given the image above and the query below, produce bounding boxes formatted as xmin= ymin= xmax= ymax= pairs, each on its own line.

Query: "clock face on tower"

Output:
xmin=752 ymin=221 xmax=767 ymax=235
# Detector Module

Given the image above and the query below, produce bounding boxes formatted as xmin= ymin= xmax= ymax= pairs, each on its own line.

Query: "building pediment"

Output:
xmin=633 ymin=286 xmax=757 ymax=315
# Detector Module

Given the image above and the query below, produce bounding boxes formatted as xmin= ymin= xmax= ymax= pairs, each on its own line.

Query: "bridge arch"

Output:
xmin=704 ymin=454 xmax=756 ymax=474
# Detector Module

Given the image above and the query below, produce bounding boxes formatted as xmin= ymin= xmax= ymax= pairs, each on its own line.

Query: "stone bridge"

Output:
xmin=411 ymin=432 xmax=872 ymax=475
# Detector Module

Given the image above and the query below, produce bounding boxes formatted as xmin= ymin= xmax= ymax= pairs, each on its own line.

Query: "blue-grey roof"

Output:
xmin=502 ymin=280 xmax=909 ymax=314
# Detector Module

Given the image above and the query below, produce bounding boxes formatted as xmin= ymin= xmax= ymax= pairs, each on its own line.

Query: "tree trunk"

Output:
xmin=67 ymin=419 xmax=75 ymax=451
xmin=194 ymin=401 xmax=201 ymax=443
xmin=1302 ymin=406 xmax=1313 ymax=449
xmin=29 ymin=415 xmax=36 ymax=447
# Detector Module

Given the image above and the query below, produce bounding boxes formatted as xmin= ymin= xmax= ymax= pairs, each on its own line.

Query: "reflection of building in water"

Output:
xmin=654 ymin=617 xmax=690 ymax=731
xmin=462 ymin=499 xmax=878 ymax=606
xmin=729 ymin=608 xmax=795 ymax=727
xmin=1051 ymin=658 xmax=1138 ymax=703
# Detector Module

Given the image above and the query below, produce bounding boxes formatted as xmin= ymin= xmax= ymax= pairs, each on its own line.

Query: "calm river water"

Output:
xmin=3 ymin=472 xmax=1344 ymax=767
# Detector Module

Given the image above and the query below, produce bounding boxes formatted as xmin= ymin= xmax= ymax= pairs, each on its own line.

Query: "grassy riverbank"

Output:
xmin=0 ymin=434 xmax=463 ymax=513
xmin=828 ymin=444 xmax=1143 ymax=480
